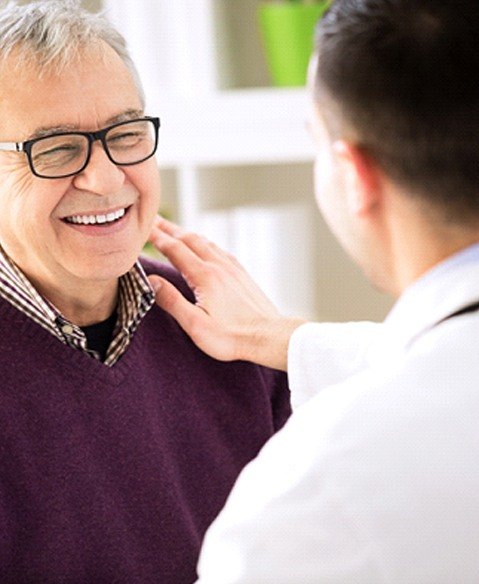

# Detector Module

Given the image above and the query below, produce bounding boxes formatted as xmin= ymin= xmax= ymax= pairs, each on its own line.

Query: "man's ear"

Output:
xmin=333 ymin=140 xmax=382 ymax=216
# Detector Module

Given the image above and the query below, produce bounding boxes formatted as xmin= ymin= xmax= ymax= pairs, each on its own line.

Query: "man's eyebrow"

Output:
xmin=104 ymin=109 xmax=145 ymax=126
xmin=28 ymin=109 xmax=145 ymax=140
xmin=30 ymin=125 xmax=78 ymax=139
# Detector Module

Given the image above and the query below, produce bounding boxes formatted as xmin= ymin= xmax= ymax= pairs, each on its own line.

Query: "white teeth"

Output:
xmin=65 ymin=208 xmax=126 ymax=225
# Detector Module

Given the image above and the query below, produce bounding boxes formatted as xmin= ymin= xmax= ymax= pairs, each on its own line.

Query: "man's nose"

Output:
xmin=72 ymin=141 xmax=126 ymax=195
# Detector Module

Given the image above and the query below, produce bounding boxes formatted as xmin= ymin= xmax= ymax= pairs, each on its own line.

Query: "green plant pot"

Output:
xmin=258 ymin=2 xmax=330 ymax=87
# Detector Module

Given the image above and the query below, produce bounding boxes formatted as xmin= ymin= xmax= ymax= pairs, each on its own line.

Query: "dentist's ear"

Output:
xmin=332 ymin=140 xmax=383 ymax=216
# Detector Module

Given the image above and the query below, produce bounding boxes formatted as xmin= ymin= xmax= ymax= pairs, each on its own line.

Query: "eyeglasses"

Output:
xmin=0 ymin=116 xmax=160 ymax=179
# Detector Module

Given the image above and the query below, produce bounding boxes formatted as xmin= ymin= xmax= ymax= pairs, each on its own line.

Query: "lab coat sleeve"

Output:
xmin=288 ymin=321 xmax=381 ymax=408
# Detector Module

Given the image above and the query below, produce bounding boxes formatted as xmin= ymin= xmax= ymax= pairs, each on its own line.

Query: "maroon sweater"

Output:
xmin=0 ymin=258 xmax=291 ymax=584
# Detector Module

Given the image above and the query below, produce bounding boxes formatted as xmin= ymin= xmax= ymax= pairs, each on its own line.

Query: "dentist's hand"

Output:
xmin=147 ymin=216 xmax=305 ymax=370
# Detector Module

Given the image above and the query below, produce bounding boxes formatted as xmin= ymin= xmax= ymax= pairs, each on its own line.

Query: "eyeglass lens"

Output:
xmin=30 ymin=119 xmax=157 ymax=178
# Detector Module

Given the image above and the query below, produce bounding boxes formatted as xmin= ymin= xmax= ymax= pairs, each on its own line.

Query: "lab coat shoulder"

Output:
xmin=288 ymin=320 xmax=382 ymax=409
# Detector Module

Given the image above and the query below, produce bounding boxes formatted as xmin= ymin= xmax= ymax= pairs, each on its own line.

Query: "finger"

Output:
xmin=148 ymin=274 xmax=206 ymax=334
xmin=152 ymin=215 xmax=185 ymax=237
xmin=179 ymin=232 xmax=228 ymax=262
xmin=148 ymin=274 xmax=197 ymax=311
xmin=152 ymin=215 xmax=230 ymax=260
xmin=149 ymin=228 xmax=204 ymax=275
xmin=149 ymin=275 xmax=239 ymax=362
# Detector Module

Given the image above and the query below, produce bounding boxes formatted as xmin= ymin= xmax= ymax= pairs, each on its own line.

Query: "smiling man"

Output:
xmin=0 ymin=2 xmax=290 ymax=582
xmin=0 ymin=53 xmax=160 ymax=336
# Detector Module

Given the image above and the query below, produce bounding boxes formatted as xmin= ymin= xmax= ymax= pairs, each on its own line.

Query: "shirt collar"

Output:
xmin=117 ymin=262 xmax=155 ymax=332
xmin=367 ymin=243 xmax=479 ymax=364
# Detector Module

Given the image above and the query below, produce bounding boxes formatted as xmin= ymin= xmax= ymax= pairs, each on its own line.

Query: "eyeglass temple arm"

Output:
xmin=0 ymin=142 xmax=24 ymax=152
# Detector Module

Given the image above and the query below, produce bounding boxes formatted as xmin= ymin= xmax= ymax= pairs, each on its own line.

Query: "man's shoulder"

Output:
xmin=138 ymin=254 xmax=291 ymax=426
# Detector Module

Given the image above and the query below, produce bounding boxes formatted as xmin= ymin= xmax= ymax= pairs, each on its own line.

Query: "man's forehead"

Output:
xmin=0 ymin=40 xmax=143 ymax=134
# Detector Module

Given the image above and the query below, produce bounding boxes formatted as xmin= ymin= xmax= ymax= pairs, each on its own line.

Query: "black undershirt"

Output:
xmin=80 ymin=310 xmax=118 ymax=362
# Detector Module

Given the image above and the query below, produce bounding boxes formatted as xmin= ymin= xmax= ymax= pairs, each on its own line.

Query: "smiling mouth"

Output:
xmin=63 ymin=206 xmax=130 ymax=226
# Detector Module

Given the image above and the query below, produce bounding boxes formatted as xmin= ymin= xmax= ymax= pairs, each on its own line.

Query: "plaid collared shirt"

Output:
xmin=0 ymin=246 xmax=155 ymax=366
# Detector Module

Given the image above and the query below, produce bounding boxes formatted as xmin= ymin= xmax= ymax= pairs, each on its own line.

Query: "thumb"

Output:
xmin=148 ymin=275 xmax=201 ymax=332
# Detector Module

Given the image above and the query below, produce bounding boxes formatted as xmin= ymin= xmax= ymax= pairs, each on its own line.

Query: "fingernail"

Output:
xmin=150 ymin=278 xmax=162 ymax=293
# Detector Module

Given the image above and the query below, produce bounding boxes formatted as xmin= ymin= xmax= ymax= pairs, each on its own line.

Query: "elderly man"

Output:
xmin=0 ymin=1 xmax=290 ymax=583
xmin=149 ymin=0 xmax=479 ymax=582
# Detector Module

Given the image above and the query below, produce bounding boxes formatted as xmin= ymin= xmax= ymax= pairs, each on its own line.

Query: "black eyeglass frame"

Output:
xmin=0 ymin=116 xmax=160 ymax=179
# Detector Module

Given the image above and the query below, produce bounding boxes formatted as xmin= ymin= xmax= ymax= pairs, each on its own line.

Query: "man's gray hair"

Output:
xmin=0 ymin=0 xmax=145 ymax=104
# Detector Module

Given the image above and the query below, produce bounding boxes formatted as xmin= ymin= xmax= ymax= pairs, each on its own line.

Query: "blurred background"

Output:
xmin=22 ymin=0 xmax=394 ymax=322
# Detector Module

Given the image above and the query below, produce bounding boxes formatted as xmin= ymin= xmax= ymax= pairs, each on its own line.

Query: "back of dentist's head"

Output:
xmin=313 ymin=0 xmax=479 ymax=226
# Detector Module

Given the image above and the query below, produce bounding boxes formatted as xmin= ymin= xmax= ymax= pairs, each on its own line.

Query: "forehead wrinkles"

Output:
xmin=0 ymin=45 xmax=142 ymax=139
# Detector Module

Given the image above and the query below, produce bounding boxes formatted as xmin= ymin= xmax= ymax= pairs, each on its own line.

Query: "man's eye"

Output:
xmin=36 ymin=144 xmax=80 ymax=158
xmin=32 ymin=143 xmax=84 ymax=169
xmin=108 ymin=131 xmax=144 ymax=147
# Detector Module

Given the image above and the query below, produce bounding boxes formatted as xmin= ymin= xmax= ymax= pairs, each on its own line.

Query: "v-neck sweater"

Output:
xmin=0 ymin=257 xmax=291 ymax=584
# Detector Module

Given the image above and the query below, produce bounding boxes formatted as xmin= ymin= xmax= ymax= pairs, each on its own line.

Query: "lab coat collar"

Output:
xmin=367 ymin=243 xmax=479 ymax=365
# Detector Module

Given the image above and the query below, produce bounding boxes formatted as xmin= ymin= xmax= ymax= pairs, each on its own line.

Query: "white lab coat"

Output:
xmin=196 ymin=244 xmax=479 ymax=583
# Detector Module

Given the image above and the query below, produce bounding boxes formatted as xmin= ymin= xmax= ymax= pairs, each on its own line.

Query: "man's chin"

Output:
xmin=69 ymin=251 xmax=139 ymax=282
